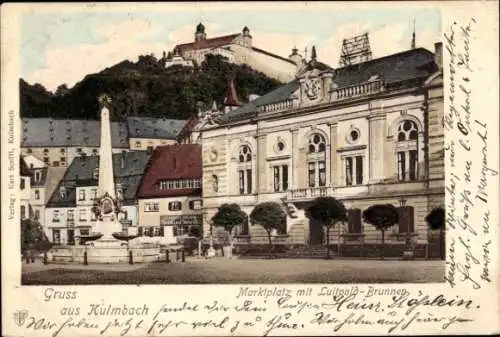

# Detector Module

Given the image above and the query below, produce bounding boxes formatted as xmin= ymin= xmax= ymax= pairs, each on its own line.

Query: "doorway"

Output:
xmin=67 ymin=229 xmax=75 ymax=245
xmin=309 ymin=218 xmax=324 ymax=245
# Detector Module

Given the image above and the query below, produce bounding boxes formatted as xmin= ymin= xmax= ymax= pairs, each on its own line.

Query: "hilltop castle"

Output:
xmin=168 ymin=23 xmax=301 ymax=82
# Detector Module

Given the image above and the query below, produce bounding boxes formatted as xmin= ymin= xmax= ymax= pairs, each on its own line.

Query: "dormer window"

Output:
xmin=59 ymin=186 xmax=66 ymax=199
xmin=34 ymin=170 xmax=41 ymax=182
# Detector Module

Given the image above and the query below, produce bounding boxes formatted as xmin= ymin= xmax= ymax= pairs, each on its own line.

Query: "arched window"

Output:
xmin=307 ymin=133 xmax=327 ymax=187
xmin=237 ymin=145 xmax=253 ymax=194
xmin=396 ymin=120 xmax=419 ymax=181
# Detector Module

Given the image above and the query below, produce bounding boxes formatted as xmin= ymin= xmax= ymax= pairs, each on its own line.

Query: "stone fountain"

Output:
xmin=48 ymin=95 xmax=162 ymax=264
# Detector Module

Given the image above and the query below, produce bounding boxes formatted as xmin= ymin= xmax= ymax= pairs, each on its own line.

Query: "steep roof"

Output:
xmin=20 ymin=157 xmax=31 ymax=176
xmin=127 ymin=117 xmax=187 ymax=139
xmin=21 ymin=118 xmax=129 ymax=148
xmin=137 ymin=144 xmax=202 ymax=199
xmin=221 ymin=47 xmax=436 ymax=124
xmin=46 ymin=151 xmax=152 ymax=208
xmin=175 ymin=34 xmax=239 ymax=53
xmin=224 ymin=79 xmax=241 ymax=107
xmin=333 ymin=47 xmax=436 ymax=88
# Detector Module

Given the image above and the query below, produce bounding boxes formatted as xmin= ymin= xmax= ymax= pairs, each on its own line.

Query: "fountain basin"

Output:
xmin=48 ymin=245 xmax=164 ymax=264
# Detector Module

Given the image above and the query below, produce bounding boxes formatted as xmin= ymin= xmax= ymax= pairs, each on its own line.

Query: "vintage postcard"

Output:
xmin=1 ymin=1 xmax=498 ymax=336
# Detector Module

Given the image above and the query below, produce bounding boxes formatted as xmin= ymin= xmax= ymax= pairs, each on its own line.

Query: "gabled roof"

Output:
xmin=46 ymin=151 xmax=152 ymax=208
xmin=174 ymin=34 xmax=239 ymax=53
xmin=21 ymin=118 xmax=129 ymax=148
xmin=221 ymin=47 xmax=437 ymax=125
xmin=127 ymin=117 xmax=187 ymax=139
xmin=137 ymin=144 xmax=202 ymax=199
xmin=20 ymin=157 xmax=31 ymax=176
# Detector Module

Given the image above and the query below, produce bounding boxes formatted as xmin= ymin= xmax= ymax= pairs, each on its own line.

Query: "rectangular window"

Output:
xmin=347 ymin=209 xmax=362 ymax=233
xmin=239 ymin=170 xmax=245 ymax=194
xmin=319 ymin=161 xmax=326 ymax=186
xmin=168 ymin=201 xmax=182 ymax=211
xmin=274 ymin=167 xmax=280 ymax=192
xmin=355 ymin=156 xmax=363 ymax=185
xmin=78 ymin=190 xmax=85 ymax=201
xmin=20 ymin=178 xmax=25 ymax=190
xmin=91 ymin=189 xmax=97 ymax=200
xmin=76 ymin=148 xmax=82 ymax=152
xmin=80 ymin=229 xmax=89 ymax=236
xmin=67 ymin=210 xmax=74 ymax=221
xmin=160 ymin=181 xmax=167 ymax=189
xmin=144 ymin=202 xmax=159 ymax=212
xmin=398 ymin=151 xmax=406 ymax=181
xmin=21 ymin=205 xmax=26 ymax=219
xmin=246 ymin=169 xmax=252 ymax=194
xmin=135 ymin=141 xmax=141 ymax=148
xmin=397 ymin=206 xmax=415 ymax=234
xmin=308 ymin=163 xmax=316 ymax=187
xmin=34 ymin=189 xmax=40 ymax=200
xmin=345 ymin=158 xmax=353 ymax=186
xmin=44 ymin=148 xmax=49 ymax=153
xmin=189 ymin=200 xmax=203 ymax=210
xmin=409 ymin=150 xmax=418 ymax=181
xmin=34 ymin=210 xmax=40 ymax=220
xmin=35 ymin=171 xmax=41 ymax=182
xmin=60 ymin=148 xmax=65 ymax=154
xmin=282 ymin=165 xmax=289 ymax=191
xmin=27 ymin=148 xmax=32 ymax=154
xmin=43 ymin=157 xmax=49 ymax=163
xmin=52 ymin=229 xmax=61 ymax=245
xmin=52 ymin=210 xmax=60 ymax=222
xmin=79 ymin=209 xmax=87 ymax=221
xmin=61 ymin=157 xmax=66 ymax=162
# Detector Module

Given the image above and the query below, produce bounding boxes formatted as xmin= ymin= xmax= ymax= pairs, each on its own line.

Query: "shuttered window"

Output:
xmin=397 ymin=206 xmax=415 ymax=233
xmin=347 ymin=208 xmax=362 ymax=234
xmin=138 ymin=227 xmax=143 ymax=236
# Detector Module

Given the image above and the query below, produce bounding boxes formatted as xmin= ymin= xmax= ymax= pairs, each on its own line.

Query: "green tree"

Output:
xmin=211 ymin=203 xmax=248 ymax=256
xmin=249 ymin=202 xmax=286 ymax=258
xmin=362 ymin=204 xmax=399 ymax=260
xmin=21 ymin=218 xmax=52 ymax=256
xmin=306 ymin=197 xmax=347 ymax=259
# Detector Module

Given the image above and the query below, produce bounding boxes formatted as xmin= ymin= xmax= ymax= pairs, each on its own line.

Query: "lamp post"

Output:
xmin=399 ymin=196 xmax=413 ymax=259
xmin=207 ymin=216 xmax=216 ymax=258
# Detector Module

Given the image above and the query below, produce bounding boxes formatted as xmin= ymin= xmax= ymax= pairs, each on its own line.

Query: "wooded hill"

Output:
xmin=20 ymin=54 xmax=283 ymax=121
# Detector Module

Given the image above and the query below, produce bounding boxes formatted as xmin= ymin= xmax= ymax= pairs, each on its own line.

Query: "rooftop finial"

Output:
xmin=411 ymin=18 xmax=416 ymax=49
xmin=311 ymin=45 xmax=317 ymax=61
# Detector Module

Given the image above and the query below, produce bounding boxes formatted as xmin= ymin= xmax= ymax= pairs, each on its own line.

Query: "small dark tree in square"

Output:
xmin=362 ymin=204 xmax=399 ymax=260
xmin=306 ymin=197 xmax=347 ymax=259
xmin=250 ymin=202 xmax=286 ymax=258
xmin=212 ymin=203 xmax=248 ymax=256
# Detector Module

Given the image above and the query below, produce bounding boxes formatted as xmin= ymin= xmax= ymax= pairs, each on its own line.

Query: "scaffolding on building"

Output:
xmin=338 ymin=33 xmax=373 ymax=67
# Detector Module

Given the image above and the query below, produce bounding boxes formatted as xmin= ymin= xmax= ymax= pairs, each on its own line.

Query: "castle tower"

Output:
xmin=224 ymin=79 xmax=241 ymax=113
xmin=241 ymin=26 xmax=252 ymax=48
xmin=195 ymin=22 xmax=207 ymax=42
xmin=289 ymin=47 xmax=303 ymax=67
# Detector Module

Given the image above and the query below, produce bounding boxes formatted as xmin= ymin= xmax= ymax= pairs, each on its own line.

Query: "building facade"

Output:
xmin=172 ymin=23 xmax=300 ymax=82
xmin=21 ymin=116 xmax=189 ymax=167
xmin=137 ymin=144 xmax=203 ymax=244
xmin=200 ymin=43 xmax=444 ymax=249
xmin=44 ymin=151 xmax=152 ymax=245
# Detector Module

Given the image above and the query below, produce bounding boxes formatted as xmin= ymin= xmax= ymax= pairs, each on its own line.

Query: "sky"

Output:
xmin=20 ymin=3 xmax=441 ymax=92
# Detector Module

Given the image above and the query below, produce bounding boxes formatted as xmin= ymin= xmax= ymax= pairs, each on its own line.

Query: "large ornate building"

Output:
xmin=199 ymin=42 xmax=444 ymax=251
xmin=171 ymin=23 xmax=300 ymax=82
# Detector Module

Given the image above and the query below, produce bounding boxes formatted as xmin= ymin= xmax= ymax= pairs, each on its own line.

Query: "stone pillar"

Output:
xmin=98 ymin=98 xmax=116 ymax=199
xmin=291 ymin=128 xmax=299 ymax=189
xmin=328 ymin=122 xmax=338 ymax=186
xmin=368 ymin=101 xmax=386 ymax=183
xmin=256 ymin=134 xmax=267 ymax=194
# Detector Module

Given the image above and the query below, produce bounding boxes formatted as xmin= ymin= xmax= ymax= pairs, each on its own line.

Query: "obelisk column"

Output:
xmin=98 ymin=95 xmax=116 ymax=199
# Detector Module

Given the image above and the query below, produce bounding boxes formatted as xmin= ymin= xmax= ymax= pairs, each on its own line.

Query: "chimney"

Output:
xmin=434 ymin=42 xmax=443 ymax=71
